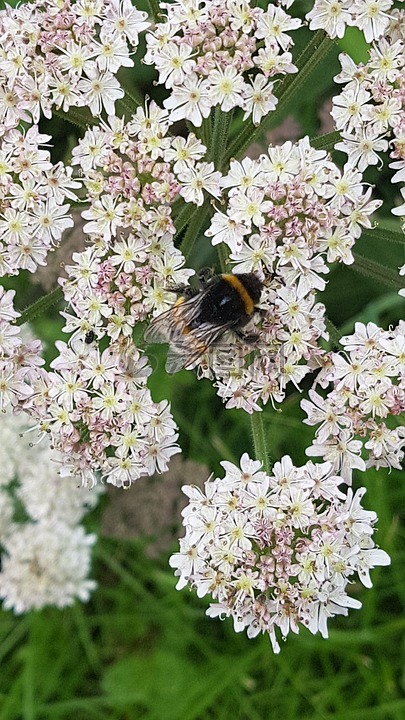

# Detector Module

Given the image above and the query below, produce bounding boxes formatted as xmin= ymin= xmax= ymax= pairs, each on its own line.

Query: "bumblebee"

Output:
xmin=144 ymin=270 xmax=263 ymax=373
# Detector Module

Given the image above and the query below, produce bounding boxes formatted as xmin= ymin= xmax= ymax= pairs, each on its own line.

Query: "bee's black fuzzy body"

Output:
xmin=189 ymin=273 xmax=262 ymax=330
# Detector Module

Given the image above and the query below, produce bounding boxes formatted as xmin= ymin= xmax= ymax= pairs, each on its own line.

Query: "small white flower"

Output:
xmin=208 ymin=66 xmax=246 ymax=112
xmin=178 ymin=162 xmax=221 ymax=206
xmin=306 ymin=0 xmax=352 ymax=39
xmin=242 ymin=75 xmax=277 ymax=125
xmin=154 ymin=42 xmax=195 ymax=88
xmin=164 ymin=73 xmax=211 ymax=127
xmin=77 ymin=63 xmax=124 ymax=116
xmin=351 ymin=0 xmax=393 ymax=43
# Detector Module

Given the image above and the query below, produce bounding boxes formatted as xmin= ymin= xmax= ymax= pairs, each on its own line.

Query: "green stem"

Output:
xmin=362 ymin=226 xmax=405 ymax=245
xmin=117 ymin=77 xmax=143 ymax=112
xmin=201 ymin=115 xmax=212 ymax=148
xmin=147 ymin=0 xmax=161 ymax=22
xmin=217 ymin=242 xmax=230 ymax=273
xmin=226 ymin=31 xmax=334 ymax=162
xmin=53 ymin=106 xmax=96 ymax=129
xmin=174 ymin=201 xmax=199 ymax=240
xmin=15 ymin=286 xmax=64 ymax=327
xmin=208 ymin=107 xmax=233 ymax=168
xmin=352 ymin=252 xmax=404 ymax=291
xmin=311 ymin=131 xmax=341 ymax=151
xmin=179 ymin=201 xmax=211 ymax=260
xmin=250 ymin=411 xmax=271 ymax=475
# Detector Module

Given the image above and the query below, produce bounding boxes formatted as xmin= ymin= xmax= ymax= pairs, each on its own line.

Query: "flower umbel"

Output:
xmin=170 ymin=453 xmax=390 ymax=653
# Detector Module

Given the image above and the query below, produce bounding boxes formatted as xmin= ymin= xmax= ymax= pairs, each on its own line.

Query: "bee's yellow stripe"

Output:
xmin=222 ymin=274 xmax=254 ymax=316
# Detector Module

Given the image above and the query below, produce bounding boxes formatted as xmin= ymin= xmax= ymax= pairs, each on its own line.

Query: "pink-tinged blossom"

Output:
xmin=302 ymin=322 xmax=405 ymax=479
xmin=0 ymin=0 xmax=149 ymax=126
xmin=146 ymin=0 xmax=300 ymax=125
xmin=16 ymin=102 xmax=214 ymax=487
xmin=171 ymin=454 xmax=390 ymax=652
xmin=24 ymin=336 xmax=181 ymax=487
xmin=0 ymin=127 xmax=75 ymax=276
xmin=202 ymin=137 xmax=381 ymax=411
xmin=331 ymin=20 xmax=405 ymax=223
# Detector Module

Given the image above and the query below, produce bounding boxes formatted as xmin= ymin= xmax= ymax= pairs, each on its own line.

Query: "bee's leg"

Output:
xmin=183 ymin=287 xmax=200 ymax=299
xmin=234 ymin=329 xmax=260 ymax=345
xmin=166 ymin=283 xmax=200 ymax=299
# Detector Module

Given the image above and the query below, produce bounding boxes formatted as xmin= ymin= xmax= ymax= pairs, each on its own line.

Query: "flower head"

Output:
xmin=146 ymin=0 xmax=300 ymax=126
xmin=171 ymin=454 xmax=390 ymax=652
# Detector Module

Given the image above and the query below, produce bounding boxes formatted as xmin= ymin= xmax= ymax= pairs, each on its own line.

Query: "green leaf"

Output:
xmin=337 ymin=26 xmax=369 ymax=63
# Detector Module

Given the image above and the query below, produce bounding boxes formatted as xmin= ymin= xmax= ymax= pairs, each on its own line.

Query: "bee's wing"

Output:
xmin=144 ymin=294 xmax=205 ymax=345
xmin=144 ymin=307 xmax=177 ymax=344
xmin=165 ymin=321 xmax=235 ymax=374
xmin=145 ymin=294 xmax=239 ymax=374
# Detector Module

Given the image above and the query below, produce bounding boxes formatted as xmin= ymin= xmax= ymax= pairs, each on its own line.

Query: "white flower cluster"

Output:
xmin=0 ymin=286 xmax=43 ymax=413
xmin=144 ymin=0 xmax=300 ymax=126
xmin=0 ymin=126 xmax=78 ymax=276
xmin=0 ymin=0 xmax=149 ymax=122
xmin=170 ymin=453 xmax=390 ymax=653
xmin=0 ymin=411 xmax=102 ymax=614
xmin=302 ymin=321 xmax=405 ymax=481
xmin=332 ymin=12 xmax=405 ymax=226
xmin=21 ymin=105 xmax=219 ymax=487
xmin=26 ymin=338 xmax=181 ymax=488
xmin=201 ymin=137 xmax=381 ymax=412
xmin=305 ymin=0 xmax=397 ymax=41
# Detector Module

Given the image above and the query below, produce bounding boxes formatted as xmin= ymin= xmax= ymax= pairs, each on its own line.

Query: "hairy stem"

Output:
xmin=15 ymin=287 xmax=64 ymax=327
xmin=250 ymin=411 xmax=271 ymax=475
xmin=179 ymin=201 xmax=211 ymax=260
